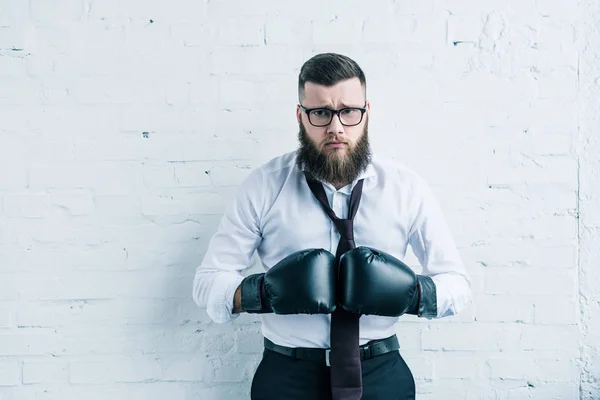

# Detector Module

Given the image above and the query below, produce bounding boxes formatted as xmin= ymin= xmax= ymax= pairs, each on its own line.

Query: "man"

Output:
xmin=192 ymin=53 xmax=471 ymax=400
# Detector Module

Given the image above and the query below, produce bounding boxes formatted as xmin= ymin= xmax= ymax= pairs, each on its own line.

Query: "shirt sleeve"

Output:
xmin=407 ymin=175 xmax=472 ymax=319
xmin=192 ymin=168 xmax=264 ymax=323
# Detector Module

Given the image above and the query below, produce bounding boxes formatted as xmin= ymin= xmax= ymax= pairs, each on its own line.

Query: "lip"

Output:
xmin=325 ymin=142 xmax=347 ymax=148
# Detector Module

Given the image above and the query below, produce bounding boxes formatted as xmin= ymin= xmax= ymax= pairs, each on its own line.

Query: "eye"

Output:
xmin=311 ymin=109 xmax=330 ymax=117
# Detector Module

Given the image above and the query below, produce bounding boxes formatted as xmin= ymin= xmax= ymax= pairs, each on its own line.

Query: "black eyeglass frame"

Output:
xmin=299 ymin=102 xmax=368 ymax=127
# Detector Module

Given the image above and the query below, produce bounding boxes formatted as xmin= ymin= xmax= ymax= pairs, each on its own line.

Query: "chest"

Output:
xmin=258 ymin=182 xmax=413 ymax=267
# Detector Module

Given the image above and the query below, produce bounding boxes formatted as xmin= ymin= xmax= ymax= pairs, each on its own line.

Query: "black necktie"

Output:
xmin=304 ymin=172 xmax=364 ymax=400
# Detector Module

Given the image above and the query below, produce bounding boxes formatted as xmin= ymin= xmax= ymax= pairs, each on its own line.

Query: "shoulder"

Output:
xmin=231 ymin=151 xmax=298 ymax=221
xmin=240 ymin=151 xmax=297 ymax=183
xmin=256 ymin=151 xmax=298 ymax=176
xmin=370 ymin=153 xmax=429 ymax=191
xmin=236 ymin=151 xmax=299 ymax=200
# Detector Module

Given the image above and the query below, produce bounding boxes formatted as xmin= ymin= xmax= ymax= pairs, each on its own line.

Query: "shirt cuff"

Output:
xmin=206 ymin=272 xmax=245 ymax=324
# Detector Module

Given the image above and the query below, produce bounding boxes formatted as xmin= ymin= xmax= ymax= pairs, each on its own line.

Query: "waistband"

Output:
xmin=264 ymin=334 xmax=399 ymax=366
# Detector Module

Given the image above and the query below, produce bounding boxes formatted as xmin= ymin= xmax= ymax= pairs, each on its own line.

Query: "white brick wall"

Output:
xmin=0 ymin=0 xmax=597 ymax=399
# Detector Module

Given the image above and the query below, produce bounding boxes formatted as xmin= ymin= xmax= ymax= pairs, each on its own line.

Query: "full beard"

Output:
xmin=295 ymin=119 xmax=372 ymax=187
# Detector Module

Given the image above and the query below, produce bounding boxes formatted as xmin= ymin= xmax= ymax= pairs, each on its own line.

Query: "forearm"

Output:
xmin=430 ymin=272 xmax=471 ymax=318
xmin=193 ymin=270 xmax=245 ymax=323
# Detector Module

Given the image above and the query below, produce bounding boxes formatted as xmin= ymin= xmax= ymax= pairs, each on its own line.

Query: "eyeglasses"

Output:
xmin=299 ymin=102 xmax=367 ymax=127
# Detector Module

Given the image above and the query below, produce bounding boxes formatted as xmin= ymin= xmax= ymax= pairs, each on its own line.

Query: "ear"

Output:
xmin=296 ymin=104 xmax=302 ymax=124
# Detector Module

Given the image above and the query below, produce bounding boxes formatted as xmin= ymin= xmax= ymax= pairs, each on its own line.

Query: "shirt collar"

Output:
xmin=301 ymin=161 xmax=377 ymax=195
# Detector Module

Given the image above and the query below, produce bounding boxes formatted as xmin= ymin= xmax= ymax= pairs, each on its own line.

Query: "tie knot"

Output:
xmin=335 ymin=219 xmax=354 ymax=240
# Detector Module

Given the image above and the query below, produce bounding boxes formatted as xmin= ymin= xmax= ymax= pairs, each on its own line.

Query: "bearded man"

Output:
xmin=192 ymin=53 xmax=471 ymax=400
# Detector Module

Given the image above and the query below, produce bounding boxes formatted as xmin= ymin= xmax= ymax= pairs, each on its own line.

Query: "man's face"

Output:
xmin=296 ymin=77 xmax=371 ymax=186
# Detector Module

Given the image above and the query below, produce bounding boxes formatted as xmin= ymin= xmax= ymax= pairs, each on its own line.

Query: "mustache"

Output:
xmin=324 ymin=138 xmax=348 ymax=144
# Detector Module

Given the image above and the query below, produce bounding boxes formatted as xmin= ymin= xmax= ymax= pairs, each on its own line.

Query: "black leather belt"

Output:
xmin=264 ymin=334 xmax=399 ymax=366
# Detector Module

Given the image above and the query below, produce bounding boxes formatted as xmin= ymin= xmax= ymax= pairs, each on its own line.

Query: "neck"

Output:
xmin=331 ymin=181 xmax=349 ymax=190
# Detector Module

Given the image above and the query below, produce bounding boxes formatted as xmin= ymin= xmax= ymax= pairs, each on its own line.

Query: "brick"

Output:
xmin=29 ymin=163 xmax=143 ymax=192
xmin=69 ymin=357 xmax=162 ymax=384
xmin=435 ymin=354 xmax=483 ymax=379
xmin=68 ymin=77 xmax=165 ymax=106
xmin=208 ymin=165 xmax=253 ymax=186
xmin=535 ymin=357 xmax=579 ymax=382
xmin=141 ymin=192 xmax=225 ymax=216
xmin=0 ymin=301 xmax=15 ymax=327
xmin=94 ymin=194 xmax=142 ymax=218
xmin=48 ymin=189 xmax=94 ymax=216
xmin=393 ymin=323 xmax=421 ymax=351
xmin=528 ymin=382 xmax=579 ymax=400
xmin=487 ymin=355 xmax=540 ymax=380
xmin=473 ymin=294 xmax=535 ymax=323
xmin=215 ymin=18 xmax=265 ymax=47
xmin=265 ymin=18 xmax=311 ymax=45
xmin=519 ymin=325 xmax=579 ymax=354
xmin=189 ymin=76 xmax=219 ymax=105
xmin=0 ymin=329 xmax=62 ymax=356
xmin=209 ymin=46 xmax=305 ymax=75
xmin=485 ymin=268 xmax=575 ymax=296
xmin=174 ymin=163 xmax=213 ymax=188
xmin=161 ymin=357 xmax=208 ymax=382
xmin=0 ymin=76 xmax=39 ymax=106
xmin=16 ymin=273 xmax=60 ymax=300
xmin=486 ymin=156 xmax=577 ymax=188
xmin=30 ymin=0 xmax=83 ymax=24
xmin=362 ymin=18 xmax=411 ymax=44
xmin=415 ymin=378 xmax=478 ymax=400
xmin=234 ymin=330 xmax=263 ymax=354
xmin=534 ymin=296 xmax=578 ymax=325
xmin=460 ymin=240 xmax=576 ymax=269
xmin=0 ymin=164 xmax=28 ymax=190
xmin=0 ymin=360 xmax=20 ymax=386
xmin=23 ymin=360 xmax=68 ymax=384
xmin=402 ymin=355 xmax=433 ymax=380
xmin=312 ymin=19 xmax=363 ymax=45
xmin=0 ymin=273 xmax=18 ymax=299
xmin=211 ymin=357 xmax=253 ymax=383
xmin=2 ymin=193 xmax=47 ymax=218
xmin=9 ymin=217 xmax=111 ymax=247
xmin=422 ymin=323 xmax=521 ymax=352
xmin=74 ymin=136 xmax=142 ymax=162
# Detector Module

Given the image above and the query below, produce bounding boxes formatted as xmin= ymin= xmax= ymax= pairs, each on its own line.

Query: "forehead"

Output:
xmin=302 ymin=78 xmax=365 ymax=107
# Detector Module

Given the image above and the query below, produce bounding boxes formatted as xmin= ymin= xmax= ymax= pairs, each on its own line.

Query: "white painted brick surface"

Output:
xmin=1 ymin=0 xmax=597 ymax=399
xmin=0 ymin=360 xmax=21 ymax=386
xmin=22 ymin=359 xmax=69 ymax=384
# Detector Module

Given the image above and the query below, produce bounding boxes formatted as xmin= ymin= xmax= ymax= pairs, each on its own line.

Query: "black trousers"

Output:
xmin=250 ymin=348 xmax=416 ymax=400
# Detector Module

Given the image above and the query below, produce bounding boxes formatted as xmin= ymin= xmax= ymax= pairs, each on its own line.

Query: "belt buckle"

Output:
xmin=325 ymin=349 xmax=331 ymax=367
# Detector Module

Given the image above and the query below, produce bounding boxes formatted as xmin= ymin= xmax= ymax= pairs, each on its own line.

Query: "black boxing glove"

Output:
xmin=240 ymin=248 xmax=337 ymax=314
xmin=339 ymin=246 xmax=436 ymax=317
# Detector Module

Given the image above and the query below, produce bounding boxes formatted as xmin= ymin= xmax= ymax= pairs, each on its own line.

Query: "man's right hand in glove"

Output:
xmin=234 ymin=248 xmax=337 ymax=315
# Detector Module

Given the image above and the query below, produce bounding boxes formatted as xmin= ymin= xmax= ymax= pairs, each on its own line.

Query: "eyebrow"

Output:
xmin=314 ymin=102 xmax=364 ymax=109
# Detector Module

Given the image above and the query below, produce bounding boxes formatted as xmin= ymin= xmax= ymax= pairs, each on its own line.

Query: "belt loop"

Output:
xmin=363 ymin=344 xmax=371 ymax=360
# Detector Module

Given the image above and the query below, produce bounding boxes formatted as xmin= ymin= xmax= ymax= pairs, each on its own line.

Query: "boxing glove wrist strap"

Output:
xmin=406 ymin=275 xmax=437 ymax=318
xmin=240 ymin=273 xmax=273 ymax=314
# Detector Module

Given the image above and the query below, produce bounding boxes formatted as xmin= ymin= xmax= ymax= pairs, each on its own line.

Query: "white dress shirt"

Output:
xmin=192 ymin=151 xmax=471 ymax=348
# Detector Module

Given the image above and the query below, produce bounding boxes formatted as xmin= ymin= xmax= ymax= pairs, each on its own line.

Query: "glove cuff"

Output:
xmin=240 ymin=273 xmax=272 ymax=314
xmin=406 ymin=275 xmax=437 ymax=318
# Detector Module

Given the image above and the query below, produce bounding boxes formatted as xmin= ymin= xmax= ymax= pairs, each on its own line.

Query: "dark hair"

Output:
xmin=298 ymin=53 xmax=366 ymax=101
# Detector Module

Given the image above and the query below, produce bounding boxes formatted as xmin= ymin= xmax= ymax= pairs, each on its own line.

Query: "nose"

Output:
xmin=326 ymin=112 xmax=345 ymax=136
